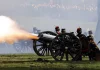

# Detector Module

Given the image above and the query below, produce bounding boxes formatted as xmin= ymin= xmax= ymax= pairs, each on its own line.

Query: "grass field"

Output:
xmin=0 ymin=54 xmax=99 ymax=70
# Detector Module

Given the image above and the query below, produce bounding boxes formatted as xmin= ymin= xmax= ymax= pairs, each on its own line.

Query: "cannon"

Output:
xmin=32 ymin=31 xmax=82 ymax=61
xmin=33 ymin=31 xmax=57 ymax=56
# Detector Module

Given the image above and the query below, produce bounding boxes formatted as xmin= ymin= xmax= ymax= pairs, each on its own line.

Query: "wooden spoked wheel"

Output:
xmin=50 ymin=33 xmax=82 ymax=61
xmin=33 ymin=31 xmax=57 ymax=56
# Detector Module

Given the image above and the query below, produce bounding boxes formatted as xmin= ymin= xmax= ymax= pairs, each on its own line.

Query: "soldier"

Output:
xmin=87 ymin=30 xmax=99 ymax=60
xmin=76 ymin=27 xmax=89 ymax=61
xmin=77 ymin=28 xmax=86 ymax=39
xmin=87 ymin=30 xmax=94 ymax=42
xmin=61 ymin=28 xmax=66 ymax=34
xmin=55 ymin=26 xmax=60 ymax=35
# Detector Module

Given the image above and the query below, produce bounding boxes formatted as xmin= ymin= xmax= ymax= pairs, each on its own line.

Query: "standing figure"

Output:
xmin=55 ymin=26 xmax=60 ymax=35
xmin=87 ymin=30 xmax=99 ymax=60
xmin=87 ymin=30 xmax=94 ymax=42
xmin=76 ymin=27 xmax=89 ymax=61
xmin=61 ymin=28 xmax=66 ymax=34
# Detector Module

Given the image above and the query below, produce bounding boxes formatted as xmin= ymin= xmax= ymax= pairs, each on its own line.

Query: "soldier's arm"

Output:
xmin=93 ymin=41 xmax=99 ymax=50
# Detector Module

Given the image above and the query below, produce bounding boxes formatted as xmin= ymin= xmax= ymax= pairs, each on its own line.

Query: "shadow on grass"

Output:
xmin=1 ymin=58 xmax=99 ymax=64
xmin=1 ymin=60 xmax=34 ymax=63
xmin=1 ymin=60 xmax=97 ymax=64
xmin=0 ymin=66 xmax=96 ymax=70
xmin=0 ymin=60 xmax=100 ymax=70
xmin=0 ymin=67 xmax=29 ymax=70
xmin=0 ymin=67 xmax=96 ymax=70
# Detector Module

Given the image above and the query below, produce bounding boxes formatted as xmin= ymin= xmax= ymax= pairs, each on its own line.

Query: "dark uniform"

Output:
xmin=61 ymin=28 xmax=66 ymax=34
xmin=76 ymin=27 xmax=90 ymax=61
xmin=87 ymin=35 xmax=94 ymax=41
xmin=87 ymin=35 xmax=99 ymax=60
xmin=76 ymin=28 xmax=84 ymax=60
xmin=77 ymin=33 xmax=88 ymax=51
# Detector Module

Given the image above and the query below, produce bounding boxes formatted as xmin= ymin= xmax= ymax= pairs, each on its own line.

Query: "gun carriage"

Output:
xmin=33 ymin=31 xmax=57 ymax=56
xmin=33 ymin=31 xmax=82 ymax=61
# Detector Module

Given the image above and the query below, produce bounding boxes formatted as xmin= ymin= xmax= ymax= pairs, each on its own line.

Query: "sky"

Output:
xmin=0 ymin=0 xmax=97 ymax=31
xmin=0 ymin=0 xmax=98 ymax=53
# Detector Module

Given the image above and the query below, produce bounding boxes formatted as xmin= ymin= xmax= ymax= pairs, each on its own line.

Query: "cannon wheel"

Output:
xmin=33 ymin=31 xmax=57 ymax=56
xmin=50 ymin=33 xmax=82 ymax=61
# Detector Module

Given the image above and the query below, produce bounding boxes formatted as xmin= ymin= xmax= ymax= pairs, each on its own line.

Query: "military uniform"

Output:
xmin=87 ymin=35 xmax=99 ymax=60
xmin=55 ymin=26 xmax=60 ymax=35
xmin=77 ymin=33 xmax=88 ymax=50
xmin=76 ymin=28 xmax=83 ymax=61
xmin=87 ymin=35 xmax=94 ymax=41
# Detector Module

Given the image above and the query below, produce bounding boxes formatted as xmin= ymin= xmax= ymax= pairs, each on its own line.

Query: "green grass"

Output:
xmin=0 ymin=54 xmax=99 ymax=70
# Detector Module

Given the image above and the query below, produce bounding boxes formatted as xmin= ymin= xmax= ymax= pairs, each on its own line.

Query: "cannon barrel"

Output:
xmin=31 ymin=33 xmax=56 ymax=42
xmin=39 ymin=33 xmax=56 ymax=42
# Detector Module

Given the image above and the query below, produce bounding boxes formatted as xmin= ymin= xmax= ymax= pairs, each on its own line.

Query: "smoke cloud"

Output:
xmin=0 ymin=16 xmax=38 ymax=44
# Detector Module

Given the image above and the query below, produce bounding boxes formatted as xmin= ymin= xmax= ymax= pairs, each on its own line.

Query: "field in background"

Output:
xmin=0 ymin=54 xmax=99 ymax=70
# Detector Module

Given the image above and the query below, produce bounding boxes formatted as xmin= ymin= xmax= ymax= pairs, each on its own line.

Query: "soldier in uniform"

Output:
xmin=87 ymin=30 xmax=94 ymax=42
xmin=87 ymin=30 xmax=99 ymax=60
xmin=61 ymin=28 xmax=66 ymax=34
xmin=55 ymin=26 xmax=61 ymax=35
xmin=76 ymin=27 xmax=89 ymax=61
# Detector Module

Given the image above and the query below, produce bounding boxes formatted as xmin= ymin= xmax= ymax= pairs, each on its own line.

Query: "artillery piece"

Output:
xmin=33 ymin=31 xmax=57 ymax=56
xmin=33 ymin=31 xmax=82 ymax=61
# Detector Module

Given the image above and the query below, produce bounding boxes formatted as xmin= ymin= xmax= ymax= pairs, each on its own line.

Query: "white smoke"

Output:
xmin=0 ymin=16 xmax=38 ymax=44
